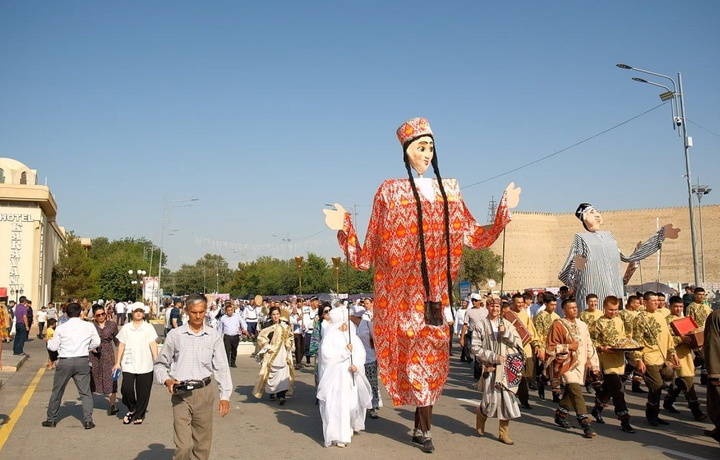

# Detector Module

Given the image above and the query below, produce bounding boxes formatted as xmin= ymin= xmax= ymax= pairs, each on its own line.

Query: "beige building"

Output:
xmin=0 ymin=158 xmax=66 ymax=306
xmin=488 ymin=205 xmax=719 ymax=293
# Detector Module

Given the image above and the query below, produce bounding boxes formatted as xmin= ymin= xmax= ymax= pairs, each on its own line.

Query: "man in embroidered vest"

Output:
xmin=663 ymin=296 xmax=707 ymax=421
xmin=632 ymin=291 xmax=679 ymax=426
xmin=589 ymin=296 xmax=635 ymax=433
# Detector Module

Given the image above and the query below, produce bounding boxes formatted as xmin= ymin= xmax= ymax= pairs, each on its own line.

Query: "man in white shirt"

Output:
xmin=37 ymin=306 xmax=48 ymax=339
xmin=529 ymin=293 xmax=546 ymax=318
xmin=460 ymin=294 xmax=488 ymax=363
xmin=219 ymin=302 xmax=247 ymax=368
xmin=115 ymin=301 xmax=127 ymax=326
xmin=43 ymin=302 xmax=101 ymax=429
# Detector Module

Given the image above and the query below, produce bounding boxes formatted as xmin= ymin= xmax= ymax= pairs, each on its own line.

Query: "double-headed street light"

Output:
xmin=617 ymin=63 xmax=700 ymax=287
xmin=691 ymin=181 xmax=712 ymax=284
xmin=158 ymin=198 xmax=198 ymax=305
xmin=129 ymin=269 xmax=146 ymax=301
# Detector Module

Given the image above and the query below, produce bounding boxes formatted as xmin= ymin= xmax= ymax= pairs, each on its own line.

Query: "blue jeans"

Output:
xmin=13 ymin=323 xmax=28 ymax=354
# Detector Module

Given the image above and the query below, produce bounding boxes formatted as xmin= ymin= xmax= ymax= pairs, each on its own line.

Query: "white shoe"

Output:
xmin=335 ymin=442 xmax=346 ymax=448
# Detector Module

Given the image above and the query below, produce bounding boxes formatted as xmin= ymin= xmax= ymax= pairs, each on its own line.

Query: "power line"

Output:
xmin=688 ymin=119 xmax=720 ymax=139
xmin=461 ymin=102 xmax=669 ymax=190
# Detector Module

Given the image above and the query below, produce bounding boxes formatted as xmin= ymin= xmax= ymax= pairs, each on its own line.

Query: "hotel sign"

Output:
xmin=2 ymin=214 xmax=31 ymax=293
xmin=0 ymin=214 xmax=33 ymax=222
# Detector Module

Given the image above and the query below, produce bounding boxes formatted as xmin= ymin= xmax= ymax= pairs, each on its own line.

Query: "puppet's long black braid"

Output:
xmin=431 ymin=156 xmax=454 ymax=317
xmin=404 ymin=157 xmax=431 ymax=301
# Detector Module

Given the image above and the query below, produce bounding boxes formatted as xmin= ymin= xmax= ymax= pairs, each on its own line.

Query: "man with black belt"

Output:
xmin=219 ymin=301 xmax=247 ymax=368
xmin=42 ymin=302 xmax=101 ymax=429
xmin=155 ymin=293 xmax=233 ymax=460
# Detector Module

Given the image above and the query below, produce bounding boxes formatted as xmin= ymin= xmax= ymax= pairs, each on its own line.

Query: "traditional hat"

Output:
xmin=397 ymin=117 xmax=433 ymax=146
xmin=575 ymin=203 xmax=594 ymax=221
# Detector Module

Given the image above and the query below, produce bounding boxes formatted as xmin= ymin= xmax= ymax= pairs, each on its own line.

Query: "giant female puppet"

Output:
xmin=558 ymin=203 xmax=679 ymax=312
xmin=324 ymin=117 xmax=520 ymax=453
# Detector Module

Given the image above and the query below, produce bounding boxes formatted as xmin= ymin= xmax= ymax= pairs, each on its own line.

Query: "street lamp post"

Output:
xmin=691 ymin=180 xmax=712 ymax=284
xmin=294 ymin=256 xmax=304 ymax=296
xmin=157 ymin=198 xmax=198 ymax=305
xmin=128 ymin=269 xmax=146 ymax=301
xmin=617 ymin=63 xmax=700 ymax=287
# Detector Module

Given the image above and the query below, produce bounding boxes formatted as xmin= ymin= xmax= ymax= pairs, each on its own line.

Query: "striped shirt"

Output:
xmin=154 ymin=323 xmax=233 ymax=400
xmin=559 ymin=228 xmax=664 ymax=312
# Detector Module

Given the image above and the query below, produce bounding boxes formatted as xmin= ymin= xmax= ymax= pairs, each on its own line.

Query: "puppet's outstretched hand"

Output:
xmin=504 ymin=182 xmax=521 ymax=209
xmin=662 ymin=224 xmax=680 ymax=240
xmin=573 ymin=254 xmax=587 ymax=270
xmin=323 ymin=203 xmax=347 ymax=231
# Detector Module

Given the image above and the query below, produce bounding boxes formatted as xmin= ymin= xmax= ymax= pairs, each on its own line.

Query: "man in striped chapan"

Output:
xmin=558 ymin=203 xmax=679 ymax=312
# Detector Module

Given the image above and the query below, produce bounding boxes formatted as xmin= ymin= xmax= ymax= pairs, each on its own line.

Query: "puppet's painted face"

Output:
xmin=583 ymin=207 xmax=603 ymax=232
xmin=405 ymin=135 xmax=434 ymax=175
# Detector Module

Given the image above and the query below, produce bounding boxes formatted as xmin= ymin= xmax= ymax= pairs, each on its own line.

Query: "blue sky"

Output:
xmin=2 ymin=1 xmax=719 ymax=269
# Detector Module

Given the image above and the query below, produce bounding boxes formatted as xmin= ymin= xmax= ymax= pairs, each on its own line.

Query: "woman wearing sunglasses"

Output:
xmin=89 ymin=304 xmax=120 ymax=416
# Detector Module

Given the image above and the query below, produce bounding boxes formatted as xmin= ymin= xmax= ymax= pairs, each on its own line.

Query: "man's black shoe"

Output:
xmin=520 ymin=403 xmax=533 ymax=410
xmin=230 ymin=363 xmax=237 ymax=368
xmin=662 ymin=402 xmax=680 ymax=413
xmin=84 ymin=421 xmax=95 ymax=430
xmin=411 ymin=435 xmax=424 ymax=445
xmin=41 ymin=420 xmax=57 ymax=428
xmin=621 ymin=422 xmax=636 ymax=433
xmin=554 ymin=417 xmax=570 ymax=429
xmin=591 ymin=406 xmax=605 ymax=424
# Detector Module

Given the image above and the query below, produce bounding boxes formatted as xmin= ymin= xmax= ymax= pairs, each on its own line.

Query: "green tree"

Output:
xmin=52 ymin=233 xmax=96 ymax=300
xmin=457 ymin=247 xmax=503 ymax=292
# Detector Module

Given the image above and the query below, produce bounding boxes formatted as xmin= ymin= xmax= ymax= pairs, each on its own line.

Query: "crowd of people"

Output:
xmin=453 ymin=287 xmax=719 ymax=446
xmin=1 ymin=286 xmax=717 ymax=458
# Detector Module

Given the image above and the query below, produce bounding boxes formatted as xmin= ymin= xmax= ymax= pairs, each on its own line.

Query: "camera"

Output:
xmin=172 ymin=381 xmax=197 ymax=394
xmin=674 ymin=116 xmax=683 ymax=127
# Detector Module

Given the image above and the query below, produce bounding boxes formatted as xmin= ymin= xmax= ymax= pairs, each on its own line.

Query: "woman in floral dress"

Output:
xmin=90 ymin=304 xmax=120 ymax=415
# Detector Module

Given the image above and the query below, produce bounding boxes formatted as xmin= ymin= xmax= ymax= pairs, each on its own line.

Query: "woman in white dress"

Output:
xmin=317 ymin=307 xmax=372 ymax=448
xmin=471 ymin=296 xmax=524 ymax=445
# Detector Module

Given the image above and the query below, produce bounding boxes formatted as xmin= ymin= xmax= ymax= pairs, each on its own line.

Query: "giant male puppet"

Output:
xmin=324 ymin=117 xmax=520 ymax=453
xmin=558 ymin=203 xmax=679 ymax=312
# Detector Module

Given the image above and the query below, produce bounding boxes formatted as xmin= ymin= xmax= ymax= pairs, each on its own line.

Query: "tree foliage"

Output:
xmin=52 ymin=234 xmax=383 ymax=301
xmin=52 ymin=233 xmax=96 ymax=300
xmin=457 ymin=247 xmax=503 ymax=292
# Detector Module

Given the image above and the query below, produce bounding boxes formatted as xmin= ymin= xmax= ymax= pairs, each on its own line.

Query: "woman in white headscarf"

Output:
xmin=317 ymin=307 xmax=373 ymax=448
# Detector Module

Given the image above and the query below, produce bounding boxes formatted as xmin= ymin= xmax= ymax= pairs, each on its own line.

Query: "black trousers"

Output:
xmin=121 ymin=371 xmax=154 ymax=419
xmin=595 ymin=373 xmax=628 ymax=415
xmin=294 ymin=333 xmax=304 ymax=365
xmin=223 ymin=334 xmax=240 ymax=365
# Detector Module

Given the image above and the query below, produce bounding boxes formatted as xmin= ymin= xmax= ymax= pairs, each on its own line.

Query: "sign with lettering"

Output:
xmin=0 ymin=214 xmax=33 ymax=222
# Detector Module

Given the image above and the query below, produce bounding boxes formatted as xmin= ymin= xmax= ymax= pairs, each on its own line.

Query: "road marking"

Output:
xmin=457 ymin=398 xmax=480 ymax=406
xmin=646 ymin=446 xmax=709 ymax=460
xmin=0 ymin=367 xmax=46 ymax=452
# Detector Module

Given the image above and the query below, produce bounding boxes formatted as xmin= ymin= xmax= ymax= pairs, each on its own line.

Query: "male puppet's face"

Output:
xmin=406 ymin=135 xmax=434 ymax=176
xmin=583 ymin=207 xmax=603 ymax=232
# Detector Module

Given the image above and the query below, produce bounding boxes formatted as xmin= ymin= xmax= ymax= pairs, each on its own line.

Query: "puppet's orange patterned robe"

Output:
xmin=338 ymin=178 xmax=510 ymax=406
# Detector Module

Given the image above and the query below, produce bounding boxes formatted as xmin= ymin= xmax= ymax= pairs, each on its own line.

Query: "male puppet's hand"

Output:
xmin=323 ymin=203 xmax=347 ymax=231
xmin=662 ymin=223 xmax=680 ymax=239
xmin=573 ymin=254 xmax=587 ymax=270
xmin=504 ymin=182 xmax=521 ymax=209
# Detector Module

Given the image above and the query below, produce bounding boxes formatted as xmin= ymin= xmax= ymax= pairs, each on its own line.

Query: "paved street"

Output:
xmin=0 ymin=329 xmax=718 ymax=459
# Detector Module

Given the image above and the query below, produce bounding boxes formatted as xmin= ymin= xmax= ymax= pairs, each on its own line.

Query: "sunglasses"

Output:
xmin=322 ymin=310 xmax=331 ymax=315
xmin=95 ymin=312 xmax=106 ymax=317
